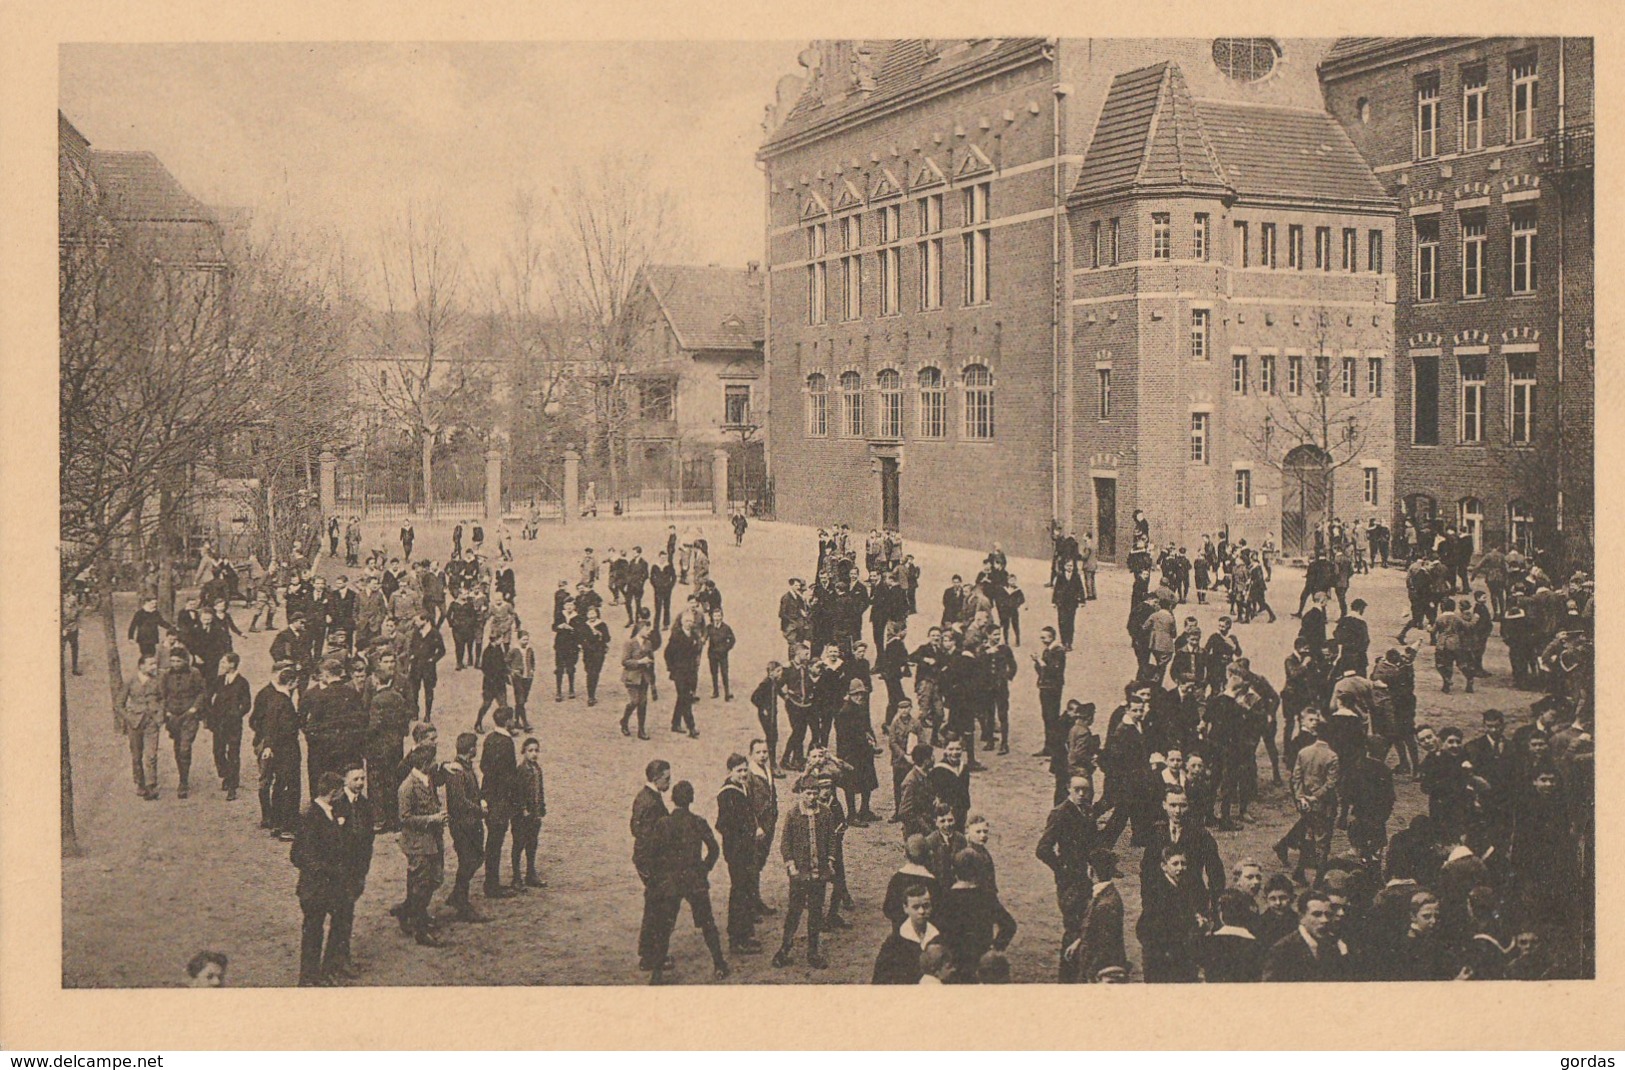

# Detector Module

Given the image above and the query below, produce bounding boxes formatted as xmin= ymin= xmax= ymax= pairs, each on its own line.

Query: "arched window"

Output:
xmin=1507 ymin=499 xmax=1536 ymax=555
xmin=839 ymin=370 xmax=864 ymax=438
xmin=805 ymin=374 xmax=828 ymax=437
xmin=877 ymin=368 xmax=903 ymax=440
xmin=1457 ymin=496 xmax=1484 ymax=553
xmin=917 ymin=366 xmax=945 ymax=439
xmin=962 ymin=364 xmax=994 ymax=440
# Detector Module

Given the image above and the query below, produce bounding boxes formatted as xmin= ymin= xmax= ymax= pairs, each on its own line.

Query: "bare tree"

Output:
xmin=1235 ymin=310 xmax=1388 ymax=544
xmin=368 ymin=200 xmax=490 ymax=513
xmin=539 ymin=156 xmax=683 ymax=503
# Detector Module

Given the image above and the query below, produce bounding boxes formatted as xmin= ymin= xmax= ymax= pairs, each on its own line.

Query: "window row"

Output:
xmin=1229 ymin=466 xmax=1382 ymax=508
xmin=1234 ymin=221 xmax=1384 ymax=274
xmin=1413 ymin=206 xmax=1538 ymax=302
xmin=806 ymin=183 xmax=991 ymax=323
xmin=1415 ymin=52 xmax=1539 ymax=161
xmin=1229 ymin=354 xmax=1385 ymax=399
xmin=804 ymin=365 xmax=995 ymax=441
xmin=1088 ymin=212 xmax=1384 ymax=274
xmin=1410 ymin=353 xmax=1539 ymax=447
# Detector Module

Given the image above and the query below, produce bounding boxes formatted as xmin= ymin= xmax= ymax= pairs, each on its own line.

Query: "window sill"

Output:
xmin=1508 ymin=292 xmax=1539 ymax=300
xmin=1460 ymin=295 xmax=1488 ymax=302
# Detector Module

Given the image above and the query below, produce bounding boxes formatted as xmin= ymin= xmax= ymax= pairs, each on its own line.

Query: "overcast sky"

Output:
xmin=60 ymin=42 xmax=804 ymax=284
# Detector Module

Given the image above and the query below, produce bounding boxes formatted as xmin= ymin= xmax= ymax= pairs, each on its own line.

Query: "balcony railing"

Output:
xmin=1540 ymin=123 xmax=1593 ymax=174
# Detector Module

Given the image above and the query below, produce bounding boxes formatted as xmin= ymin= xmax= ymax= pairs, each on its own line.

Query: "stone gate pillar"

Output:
xmin=712 ymin=448 xmax=730 ymax=515
xmin=318 ymin=451 xmax=338 ymax=517
xmin=563 ymin=449 xmax=581 ymax=523
xmin=484 ymin=448 xmax=502 ymax=522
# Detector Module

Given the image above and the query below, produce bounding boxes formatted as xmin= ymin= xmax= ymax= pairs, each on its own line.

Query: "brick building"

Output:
xmin=758 ymin=39 xmax=1396 ymax=559
xmin=1319 ymin=38 xmax=1594 ymax=565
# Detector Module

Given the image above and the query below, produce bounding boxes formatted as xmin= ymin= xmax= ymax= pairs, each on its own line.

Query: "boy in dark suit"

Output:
xmin=1263 ymin=888 xmax=1351 ymax=981
xmin=646 ymin=780 xmax=730 ymax=984
xmin=510 ymin=737 xmax=546 ymax=889
xmin=397 ymin=744 xmax=447 ymax=946
xmin=480 ymin=708 xmax=519 ymax=901
xmin=291 ymin=772 xmax=348 ymax=985
xmin=715 ymin=754 xmax=761 ymax=953
xmin=1200 ymin=889 xmax=1264 ymax=982
xmin=772 ymin=777 xmax=836 ymax=969
xmin=632 ymin=760 xmax=672 ymax=971
xmin=208 ymin=652 xmax=252 ymax=800
xmin=443 ymin=733 xmax=486 ymax=922
xmin=326 ymin=760 xmax=375 ymax=979
xmin=872 ymin=883 xmax=941 ymax=984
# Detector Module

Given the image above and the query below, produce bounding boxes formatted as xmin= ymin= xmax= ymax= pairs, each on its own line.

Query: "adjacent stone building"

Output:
xmin=758 ymin=39 xmax=1397 ymax=559
xmin=1319 ymin=37 xmax=1594 ymax=565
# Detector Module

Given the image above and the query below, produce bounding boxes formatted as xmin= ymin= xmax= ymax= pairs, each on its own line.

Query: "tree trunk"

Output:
xmin=62 ymin=657 xmax=81 ymax=858
xmin=157 ymin=486 xmax=176 ymax=620
xmin=420 ymin=430 xmax=436 ymax=517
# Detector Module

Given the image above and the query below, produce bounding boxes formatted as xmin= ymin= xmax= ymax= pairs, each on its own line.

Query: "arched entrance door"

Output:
xmin=1280 ymin=444 xmax=1331 ymax=557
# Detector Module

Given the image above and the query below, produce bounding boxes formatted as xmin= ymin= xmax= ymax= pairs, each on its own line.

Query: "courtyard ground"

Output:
xmin=61 ymin=516 xmax=1528 ymax=987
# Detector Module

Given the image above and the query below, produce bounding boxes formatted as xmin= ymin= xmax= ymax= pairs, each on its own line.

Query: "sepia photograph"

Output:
xmin=47 ymin=31 xmax=1595 ymax=1000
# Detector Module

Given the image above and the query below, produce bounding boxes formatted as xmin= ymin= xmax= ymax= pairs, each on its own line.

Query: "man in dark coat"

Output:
xmin=1263 ymin=889 xmax=1353 ymax=981
xmin=326 ymin=760 xmax=376 ymax=979
xmin=208 ymin=652 xmax=252 ymax=800
xmin=480 ymin=708 xmax=519 ymax=901
xmin=1036 ymin=775 xmax=1099 ymax=981
xmin=1070 ymin=848 xmax=1128 ymax=983
xmin=665 ymin=616 xmax=704 ymax=737
xmin=871 ymin=882 xmax=942 ymax=984
xmin=250 ymin=667 xmax=303 ymax=836
xmin=1136 ymin=844 xmax=1206 ymax=983
xmin=632 ymin=760 xmax=672 ymax=972
xmin=716 ymin=754 xmax=761 ymax=953
xmin=624 ymin=547 xmax=650 ymax=627
xmin=1138 ymin=789 xmax=1226 ymax=918
xmin=645 ymin=780 xmax=730 ymax=983
xmin=291 ymin=772 xmax=349 ymax=985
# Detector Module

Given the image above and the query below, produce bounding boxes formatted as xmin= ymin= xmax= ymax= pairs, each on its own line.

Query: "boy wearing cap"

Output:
xmin=773 ymin=776 xmax=837 ymax=969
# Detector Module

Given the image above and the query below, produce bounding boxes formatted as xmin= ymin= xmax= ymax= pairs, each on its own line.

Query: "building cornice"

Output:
xmin=1318 ymin=37 xmax=1493 ymax=82
xmin=758 ymin=39 xmax=1052 ymax=161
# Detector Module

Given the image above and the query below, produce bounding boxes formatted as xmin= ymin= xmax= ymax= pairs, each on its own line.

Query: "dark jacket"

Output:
xmin=331 ymin=790 xmax=376 ymax=894
xmin=1262 ymin=929 xmax=1353 ymax=981
xmin=1200 ymin=928 xmax=1265 ymax=982
xmin=1035 ymin=800 xmax=1097 ymax=887
xmin=872 ymin=924 xmax=942 ymax=984
xmin=715 ymin=783 xmax=756 ymax=867
xmin=249 ymin=683 xmax=300 ymax=751
xmin=631 ymin=785 xmax=668 ymax=880
xmin=480 ymin=730 xmax=519 ymax=822
xmin=208 ymin=674 xmax=252 ymax=733
xmin=1076 ymin=881 xmax=1128 ymax=981
xmin=652 ymin=807 xmax=720 ymax=896
xmin=291 ymin=801 xmax=348 ymax=907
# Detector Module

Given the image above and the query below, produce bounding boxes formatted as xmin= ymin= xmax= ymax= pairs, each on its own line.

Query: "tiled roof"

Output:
xmin=1072 ymin=62 xmax=1228 ymax=204
xmin=643 ymin=265 xmax=763 ymax=353
xmin=1319 ymin=36 xmax=1481 ymax=74
xmin=766 ymin=39 xmax=1048 ymax=148
xmin=1321 ymin=37 xmax=1391 ymax=65
xmin=87 ymin=149 xmax=217 ymax=223
xmin=1195 ymin=98 xmax=1392 ymax=207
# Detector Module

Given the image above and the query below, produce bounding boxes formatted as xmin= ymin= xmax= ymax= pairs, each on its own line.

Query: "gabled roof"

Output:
xmin=1318 ymin=36 xmax=1481 ymax=77
xmin=1071 ymin=61 xmax=1392 ymax=211
xmin=88 ymin=149 xmax=217 ymax=223
xmin=1194 ymin=98 xmax=1393 ymax=208
xmin=763 ymin=39 xmax=1048 ymax=152
xmin=643 ymin=265 xmax=763 ymax=353
xmin=1072 ymin=62 xmax=1229 ymax=205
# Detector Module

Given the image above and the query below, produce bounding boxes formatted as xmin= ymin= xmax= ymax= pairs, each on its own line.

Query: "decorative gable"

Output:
xmin=911 ymin=156 xmax=946 ymax=191
xmin=870 ymin=166 xmax=903 ymax=202
xmin=953 ymin=144 xmax=994 ymax=180
xmin=832 ymin=178 xmax=865 ymax=212
xmin=800 ymin=191 xmax=830 ymax=220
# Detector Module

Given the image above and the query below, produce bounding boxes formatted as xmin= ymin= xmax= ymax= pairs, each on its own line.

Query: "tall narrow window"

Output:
xmin=1109 ymin=218 xmax=1121 ymax=265
xmin=877 ymin=204 xmax=901 ymax=315
xmin=1287 ymin=355 xmax=1303 ymax=396
xmin=840 ymin=215 xmax=862 ymax=320
xmin=1259 ymin=354 xmax=1276 ymax=395
xmin=1190 ymin=413 xmax=1210 ymax=464
xmin=724 ymin=384 xmax=751 ymax=426
xmin=1152 ymin=212 xmax=1172 ymax=260
xmin=1363 ymin=466 xmax=1380 ymax=506
xmin=1098 ymin=368 xmax=1112 ymax=419
xmin=1288 ymin=224 xmax=1304 ymax=269
xmin=806 ymin=373 xmax=828 ymax=437
xmin=877 ymin=368 xmax=903 ymax=439
xmin=918 ymin=194 xmax=943 ymax=310
xmin=962 ymin=182 xmax=990 ymax=305
xmin=1315 ymin=227 xmax=1332 ymax=271
xmin=1342 ymin=228 xmax=1358 ymax=271
xmin=1314 ymin=355 xmax=1331 ymax=395
xmin=1413 ymin=355 xmax=1440 ymax=445
xmin=1416 ymin=75 xmax=1440 ymax=159
xmin=1368 ymin=357 xmax=1384 ymax=398
xmin=1193 ymin=213 xmax=1210 ymax=261
xmin=1090 ymin=220 xmax=1102 ymax=268
xmin=1232 ymin=354 xmax=1249 ymax=395
xmin=1234 ymin=469 xmax=1252 ymax=508
xmin=1233 ymin=221 xmax=1249 ymax=267
xmin=1415 ymin=217 xmax=1440 ymax=301
xmin=1458 ymin=357 xmax=1485 ymax=444
xmin=1260 ymin=223 xmax=1277 ymax=268
xmin=917 ymin=367 xmax=946 ymax=439
xmin=805 ymin=223 xmax=827 ymax=323
xmin=962 ymin=365 xmax=994 ymax=440
xmin=1511 ymin=207 xmax=1538 ymax=294
xmin=839 ymin=370 xmax=864 ymax=438
xmin=1368 ymin=230 xmax=1384 ymax=274
xmin=1461 ymin=65 xmax=1487 ymax=151
xmin=1509 ymin=355 xmax=1537 ymax=445
xmin=1511 ymin=54 xmax=1539 ymax=142
xmin=1461 ymin=211 xmax=1487 ymax=298
xmin=1341 ymin=357 xmax=1357 ymax=397
xmin=1191 ymin=308 xmax=1210 ymax=360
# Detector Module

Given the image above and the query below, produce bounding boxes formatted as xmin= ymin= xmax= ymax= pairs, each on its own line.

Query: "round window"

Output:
xmin=1211 ymin=38 xmax=1279 ymax=83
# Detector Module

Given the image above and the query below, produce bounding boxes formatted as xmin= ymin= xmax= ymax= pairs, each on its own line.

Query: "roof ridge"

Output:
xmin=1133 ymin=65 xmax=1171 ymax=189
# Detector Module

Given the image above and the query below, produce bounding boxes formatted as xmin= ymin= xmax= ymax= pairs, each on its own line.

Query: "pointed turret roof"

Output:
xmin=1071 ymin=62 xmax=1229 ymax=206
